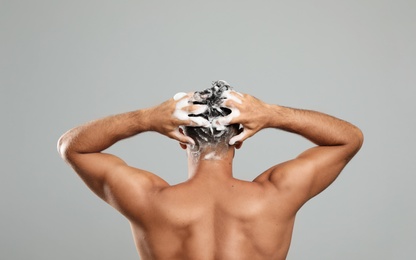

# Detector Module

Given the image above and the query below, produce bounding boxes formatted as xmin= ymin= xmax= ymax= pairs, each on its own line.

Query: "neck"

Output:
xmin=187 ymin=147 xmax=235 ymax=180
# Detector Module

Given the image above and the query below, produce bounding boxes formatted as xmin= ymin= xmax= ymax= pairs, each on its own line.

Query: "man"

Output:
xmin=57 ymin=80 xmax=363 ymax=259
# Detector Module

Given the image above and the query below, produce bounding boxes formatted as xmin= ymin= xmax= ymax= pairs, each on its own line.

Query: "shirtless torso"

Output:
xmin=58 ymin=90 xmax=363 ymax=259
xmin=130 ymin=173 xmax=296 ymax=259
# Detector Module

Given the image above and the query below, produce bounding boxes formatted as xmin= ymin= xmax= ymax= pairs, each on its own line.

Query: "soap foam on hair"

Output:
xmin=172 ymin=94 xmax=210 ymax=127
xmin=188 ymin=80 xmax=241 ymax=134
xmin=181 ymin=80 xmax=242 ymax=160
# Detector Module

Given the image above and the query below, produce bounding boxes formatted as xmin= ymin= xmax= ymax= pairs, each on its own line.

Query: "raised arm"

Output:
xmin=222 ymin=92 xmax=363 ymax=206
xmin=57 ymin=93 xmax=208 ymax=216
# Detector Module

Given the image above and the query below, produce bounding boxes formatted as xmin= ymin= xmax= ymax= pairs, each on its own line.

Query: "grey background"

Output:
xmin=1 ymin=0 xmax=415 ymax=259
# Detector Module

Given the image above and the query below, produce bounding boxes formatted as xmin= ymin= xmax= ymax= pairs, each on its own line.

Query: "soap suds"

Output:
xmin=203 ymin=151 xmax=222 ymax=160
xmin=229 ymin=130 xmax=245 ymax=145
xmin=187 ymin=81 xmax=241 ymax=133
xmin=181 ymin=80 xmax=243 ymax=160
xmin=173 ymin=92 xmax=187 ymax=101
xmin=172 ymin=94 xmax=210 ymax=127
xmin=222 ymin=90 xmax=243 ymax=104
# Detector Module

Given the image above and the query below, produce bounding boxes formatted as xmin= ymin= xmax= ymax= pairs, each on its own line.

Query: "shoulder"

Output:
xmin=103 ymin=165 xmax=170 ymax=219
xmin=253 ymin=160 xmax=315 ymax=210
xmin=106 ymin=165 xmax=169 ymax=189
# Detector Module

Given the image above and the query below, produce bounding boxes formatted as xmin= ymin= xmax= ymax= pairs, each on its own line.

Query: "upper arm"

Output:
xmin=268 ymin=143 xmax=360 ymax=207
xmin=64 ymin=152 xmax=168 ymax=218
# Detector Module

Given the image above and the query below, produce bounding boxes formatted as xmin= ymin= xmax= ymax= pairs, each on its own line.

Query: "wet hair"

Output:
xmin=183 ymin=80 xmax=239 ymax=156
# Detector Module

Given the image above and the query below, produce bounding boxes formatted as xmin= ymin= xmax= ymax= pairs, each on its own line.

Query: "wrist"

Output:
xmin=135 ymin=108 xmax=153 ymax=133
xmin=264 ymin=104 xmax=285 ymax=129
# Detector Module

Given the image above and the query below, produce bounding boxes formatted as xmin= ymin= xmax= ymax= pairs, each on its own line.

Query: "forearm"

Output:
xmin=58 ymin=109 xmax=152 ymax=157
xmin=267 ymin=105 xmax=363 ymax=148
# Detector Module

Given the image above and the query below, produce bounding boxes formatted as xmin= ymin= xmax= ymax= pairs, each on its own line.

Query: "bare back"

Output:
xmin=58 ymin=91 xmax=362 ymax=259
xmin=129 ymin=174 xmax=298 ymax=260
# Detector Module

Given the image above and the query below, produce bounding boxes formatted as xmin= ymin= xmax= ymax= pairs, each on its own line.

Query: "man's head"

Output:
xmin=182 ymin=80 xmax=241 ymax=160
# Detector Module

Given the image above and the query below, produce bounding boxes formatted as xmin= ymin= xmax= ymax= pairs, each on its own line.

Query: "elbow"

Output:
xmin=57 ymin=134 xmax=67 ymax=159
xmin=356 ymin=127 xmax=364 ymax=148
xmin=57 ymin=133 xmax=73 ymax=161
xmin=351 ymin=126 xmax=364 ymax=153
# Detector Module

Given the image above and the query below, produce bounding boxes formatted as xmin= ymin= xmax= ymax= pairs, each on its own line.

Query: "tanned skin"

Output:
xmin=58 ymin=92 xmax=363 ymax=259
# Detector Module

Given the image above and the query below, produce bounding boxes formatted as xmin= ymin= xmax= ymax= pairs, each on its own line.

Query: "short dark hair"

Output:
xmin=183 ymin=80 xmax=239 ymax=154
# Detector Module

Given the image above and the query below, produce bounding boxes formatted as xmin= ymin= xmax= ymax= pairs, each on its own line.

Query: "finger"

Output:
xmin=229 ymin=129 xmax=248 ymax=145
xmin=220 ymin=94 xmax=245 ymax=111
xmin=186 ymin=104 xmax=208 ymax=115
xmin=177 ymin=100 xmax=209 ymax=124
xmin=221 ymin=98 xmax=238 ymax=108
xmin=232 ymin=90 xmax=244 ymax=97
xmin=173 ymin=110 xmax=210 ymax=127
xmin=188 ymin=116 xmax=210 ymax=127
xmin=173 ymin=107 xmax=188 ymax=121
xmin=172 ymin=128 xmax=195 ymax=145
xmin=173 ymin=104 xmax=211 ymax=127
xmin=175 ymin=94 xmax=192 ymax=110
xmin=173 ymin=96 xmax=192 ymax=121
xmin=223 ymin=90 xmax=243 ymax=104
xmin=214 ymin=107 xmax=241 ymax=126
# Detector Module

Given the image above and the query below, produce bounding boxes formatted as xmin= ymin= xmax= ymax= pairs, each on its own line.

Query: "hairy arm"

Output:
xmin=267 ymin=106 xmax=363 ymax=198
xmin=223 ymin=93 xmax=363 ymax=207
xmin=57 ymin=94 xmax=207 ymax=217
xmin=58 ymin=110 xmax=152 ymax=193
